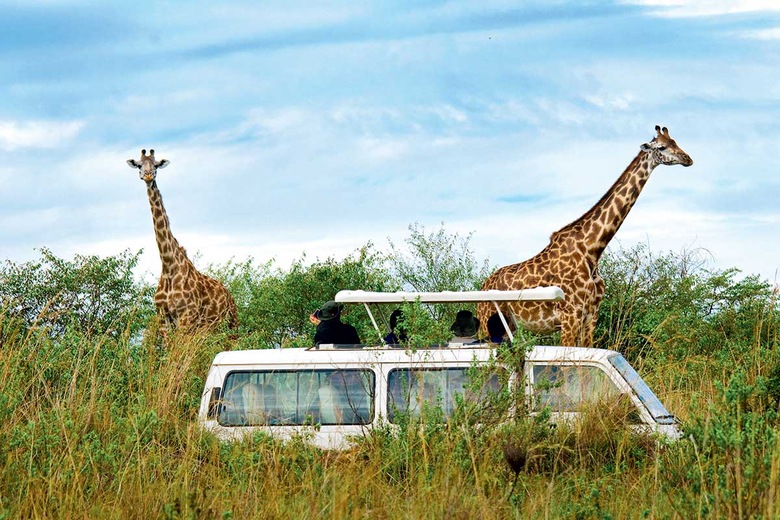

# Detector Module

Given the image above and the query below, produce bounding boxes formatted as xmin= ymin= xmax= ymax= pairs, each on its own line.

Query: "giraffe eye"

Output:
xmin=658 ymin=146 xmax=667 ymax=151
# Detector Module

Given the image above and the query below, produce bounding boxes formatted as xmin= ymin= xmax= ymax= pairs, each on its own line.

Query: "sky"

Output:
xmin=1 ymin=0 xmax=779 ymax=286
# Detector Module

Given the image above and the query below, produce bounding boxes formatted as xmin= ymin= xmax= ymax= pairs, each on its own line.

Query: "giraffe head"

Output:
xmin=126 ymin=149 xmax=170 ymax=183
xmin=640 ymin=125 xmax=693 ymax=167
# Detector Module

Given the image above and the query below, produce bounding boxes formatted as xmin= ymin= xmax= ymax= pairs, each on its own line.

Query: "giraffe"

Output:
xmin=126 ymin=149 xmax=238 ymax=334
xmin=477 ymin=126 xmax=693 ymax=346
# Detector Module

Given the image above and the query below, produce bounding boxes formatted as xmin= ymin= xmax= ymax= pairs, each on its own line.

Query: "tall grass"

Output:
xmin=0 ymin=303 xmax=779 ymax=519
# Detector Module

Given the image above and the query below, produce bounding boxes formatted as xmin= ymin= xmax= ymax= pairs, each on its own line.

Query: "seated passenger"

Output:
xmin=487 ymin=312 xmax=510 ymax=345
xmin=384 ymin=309 xmax=408 ymax=345
xmin=314 ymin=301 xmax=361 ymax=346
xmin=449 ymin=310 xmax=480 ymax=344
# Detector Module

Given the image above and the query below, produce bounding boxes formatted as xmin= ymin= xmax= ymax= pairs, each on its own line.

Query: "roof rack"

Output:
xmin=309 ymin=342 xmax=494 ymax=351
xmin=334 ymin=287 xmax=564 ymax=304
xmin=308 ymin=343 xmax=381 ymax=351
xmin=333 ymin=287 xmax=564 ymax=345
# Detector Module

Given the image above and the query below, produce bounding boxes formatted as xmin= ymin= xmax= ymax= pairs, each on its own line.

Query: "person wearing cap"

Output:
xmin=313 ymin=300 xmax=361 ymax=346
xmin=450 ymin=310 xmax=481 ymax=344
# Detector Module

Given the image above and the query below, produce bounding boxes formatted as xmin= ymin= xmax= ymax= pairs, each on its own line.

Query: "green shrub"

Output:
xmin=597 ymin=243 xmax=778 ymax=363
xmin=0 ymin=247 xmax=154 ymax=339
xmin=209 ymin=245 xmax=396 ymax=348
xmin=662 ymin=370 xmax=780 ymax=518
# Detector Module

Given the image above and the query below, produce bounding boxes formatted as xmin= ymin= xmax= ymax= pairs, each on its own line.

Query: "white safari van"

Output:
xmin=198 ymin=288 xmax=680 ymax=449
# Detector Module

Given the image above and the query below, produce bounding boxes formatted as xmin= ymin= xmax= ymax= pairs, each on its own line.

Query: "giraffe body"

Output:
xmin=478 ymin=126 xmax=693 ymax=346
xmin=127 ymin=149 xmax=237 ymax=334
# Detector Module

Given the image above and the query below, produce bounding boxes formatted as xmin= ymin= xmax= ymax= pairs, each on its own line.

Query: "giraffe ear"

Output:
xmin=127 ymin=159 xmax=141 ymax=168
xmin=640 ymin=143 xmax=652 ymax=152
xmin=156 ymin=159 xmax=170 ymax=169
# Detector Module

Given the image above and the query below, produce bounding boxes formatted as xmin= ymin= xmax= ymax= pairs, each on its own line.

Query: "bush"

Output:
xmin=210 ymin=245 xmax=396 ymax=348
xmin=0 ymin=247 xmax=154 ymax=339
xmin=663 ymin=370 xmax=780 ymax=518
xmin=596 ymin=243 xmax=778 ymax=362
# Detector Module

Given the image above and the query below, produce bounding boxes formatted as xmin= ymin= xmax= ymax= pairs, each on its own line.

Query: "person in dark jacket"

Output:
xmin=384 ymin=309 xmax=408 ymax=345
xmin=487 ymin=312 xmax=509 ymax=345
xmin=314 ymin=301 xmax=361 ymax=346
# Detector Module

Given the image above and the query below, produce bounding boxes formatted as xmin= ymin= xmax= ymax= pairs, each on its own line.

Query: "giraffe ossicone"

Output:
xmin=478 ymin=125 xmax=693 ymax=346
xmin=127 ymin=149 xmax=238 ymax=334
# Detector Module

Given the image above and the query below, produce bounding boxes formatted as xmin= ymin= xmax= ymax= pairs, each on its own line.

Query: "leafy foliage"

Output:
xmin=596 ymin=243 xmax=777 ymax=361
xmin=209 ymin=244 xmax=397 ymax=348
xmin=387 ymin=222 xmax=493 ymax=293
xmin=0 ymin=247 xmax=154 ymax=339
xmin=387 ymin=222 xmax=494 ymax=322
xmin=663 ymin=371 xmax=780 ymax=518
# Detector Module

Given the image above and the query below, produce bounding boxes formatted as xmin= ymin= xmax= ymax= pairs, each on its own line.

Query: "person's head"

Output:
xmin=389 ymin=309 xmax=408 ymax=341
xmin=487 ymin=312 xmax=507 ymax=340
xmin=450 ymin=310 xmax=480 ymax=338
xmin=318 ymin=301 xmax=344 ymax=321
xmin=389 ymin=309 xmax=404 ymax=329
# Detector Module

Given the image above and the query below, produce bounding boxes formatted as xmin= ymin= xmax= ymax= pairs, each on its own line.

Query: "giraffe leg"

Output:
xmin=580 ymin=273 xmax=606 ymax=347
xmin=177 ymin=309 xmax=199 ymax=333
xmin=155 ymin=306 xmax=174 ymax=340
xmin=559 ymin=305 xmax=584 ymax=346
xmin=579 ymin=314 xmax=597 ymax=347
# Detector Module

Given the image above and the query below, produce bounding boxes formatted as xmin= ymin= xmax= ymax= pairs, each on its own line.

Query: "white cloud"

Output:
xmin=0 ymin=120 xmax=84 ymax=151
xmin=744 ymin=27 xmax=780 ymax=40
xmin=355 ymin=137 xmax=411 ymax=161
xmin=623 ymin=0 xmax=780 ymax=17
xmin=583 ymin=94 xmax=635 ymax=111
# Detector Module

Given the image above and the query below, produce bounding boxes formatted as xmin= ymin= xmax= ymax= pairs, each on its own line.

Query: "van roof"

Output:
xmin=334 ymin=287 xmax=564 ymax=304
xmin=210 ymin=345 xmax=619 ymax=367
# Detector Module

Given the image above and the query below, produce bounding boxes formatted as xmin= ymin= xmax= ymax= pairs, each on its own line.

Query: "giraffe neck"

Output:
xmin=146 ymin=180 xmax=188 ymax=275
xmin=553 ymin=151 xmax=658 ymax=262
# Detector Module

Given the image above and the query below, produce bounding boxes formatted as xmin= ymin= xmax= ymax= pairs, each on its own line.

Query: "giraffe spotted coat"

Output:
xmin=478 ymin=126 xmax=693 ymax=346
xmin=127 ymin=149 xmax=238 ymax=334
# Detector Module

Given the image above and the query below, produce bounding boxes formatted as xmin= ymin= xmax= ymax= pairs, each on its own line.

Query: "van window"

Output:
xmin=387 ymin=368 xmax=502 ymax=423
xmin=218 ymin=369 xmax=375 ymax=426
xmin=531 ymin=364 xmax=620 ymax=412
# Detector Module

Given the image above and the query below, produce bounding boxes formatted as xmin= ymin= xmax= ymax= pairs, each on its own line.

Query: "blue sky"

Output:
xmin=1 ymin=0 xmax=779 ymax=284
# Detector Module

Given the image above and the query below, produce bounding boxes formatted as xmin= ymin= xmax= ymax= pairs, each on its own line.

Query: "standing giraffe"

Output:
xmin=478 ymin=126 xmax=693 ymax=346
xmin=127 ymin=149 xmax=238 ymax=334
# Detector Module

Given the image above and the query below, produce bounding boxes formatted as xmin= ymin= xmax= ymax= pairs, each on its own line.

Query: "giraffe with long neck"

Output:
xmin=127 ymin=149 xmax=238 ymax=334
xmin=478 ymin=126 xmax=693 ymax=346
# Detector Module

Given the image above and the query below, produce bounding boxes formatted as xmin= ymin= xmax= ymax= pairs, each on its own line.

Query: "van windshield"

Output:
xmin=608 ymin=354 xmax=675 ymax=424
xmin=218 ymin=369 xmax=375 ymax=427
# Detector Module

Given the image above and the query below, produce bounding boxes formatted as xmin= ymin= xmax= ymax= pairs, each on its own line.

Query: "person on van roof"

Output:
xmin=450 ymin=310 xmax=480 ymax=344
xmin=384 ymin=309 xmax=408 ymax=345
xmin=314 ymin=301 xmax=361 ymax=346
xmin=487 ymin=312 xmax=509 ymax=345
